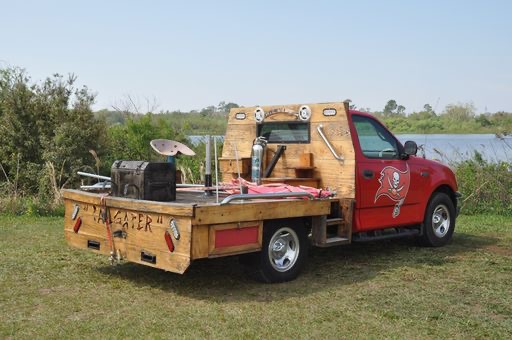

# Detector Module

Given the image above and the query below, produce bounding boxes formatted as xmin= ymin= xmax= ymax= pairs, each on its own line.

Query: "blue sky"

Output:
xmin=1 ymin=0 xmax=511 ymax=113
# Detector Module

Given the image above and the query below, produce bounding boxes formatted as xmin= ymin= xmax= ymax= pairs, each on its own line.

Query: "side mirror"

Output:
xmin=404 ymin=141 xmax=418 ymax=156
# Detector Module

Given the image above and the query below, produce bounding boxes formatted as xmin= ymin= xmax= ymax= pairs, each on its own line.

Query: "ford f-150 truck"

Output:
xmin=63 ymin=101 xmax=460 ymax=282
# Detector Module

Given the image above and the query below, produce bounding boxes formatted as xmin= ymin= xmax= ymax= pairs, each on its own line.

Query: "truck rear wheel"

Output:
xmin=420 ymin=192 xmax=455 ymax=247
xmin=246 ymin=221 xmax=308 ymax=283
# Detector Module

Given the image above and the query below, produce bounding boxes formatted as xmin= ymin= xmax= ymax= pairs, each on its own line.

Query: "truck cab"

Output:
xmin=348 ymin=110 xmax=459 ymax=244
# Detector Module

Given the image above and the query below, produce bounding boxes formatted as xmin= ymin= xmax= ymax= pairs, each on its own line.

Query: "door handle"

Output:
xmin=363 ymin=169 xmax=374 ymax=179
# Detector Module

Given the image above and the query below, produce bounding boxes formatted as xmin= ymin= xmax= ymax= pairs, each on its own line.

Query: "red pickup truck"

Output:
xmin=348 ymin=110 xmax=460 ymax=244
xmin=63 ymin=101 xmax=460 ymax=282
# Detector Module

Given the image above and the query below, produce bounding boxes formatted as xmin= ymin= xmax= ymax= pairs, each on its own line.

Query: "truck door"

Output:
xmin=350 ymin=114 xmax=425 ymax=231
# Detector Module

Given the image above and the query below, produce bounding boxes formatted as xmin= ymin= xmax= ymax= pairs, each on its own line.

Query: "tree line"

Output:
xmin=351 ymin=99 xmax=512 ymax=135
xmin=0 ymin=67 xmax=232 ymax=212
xmin=97 ymin=98 xmax=512 ymax=137
xmin=0 ymin=67 xmax=510 ymax=215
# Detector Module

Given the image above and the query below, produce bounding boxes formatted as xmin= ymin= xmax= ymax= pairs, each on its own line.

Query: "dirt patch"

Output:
xmin=483 ymin=244 xmax=512 ymax=257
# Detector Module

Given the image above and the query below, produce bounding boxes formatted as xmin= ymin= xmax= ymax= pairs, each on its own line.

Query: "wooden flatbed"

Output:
xmin=64 ymin=101 xmax=357 ymax=282
xmin=64 ymin=100 xmax=461 ymax=282
xmin=63 ymin=189 xmax=336 ymax=274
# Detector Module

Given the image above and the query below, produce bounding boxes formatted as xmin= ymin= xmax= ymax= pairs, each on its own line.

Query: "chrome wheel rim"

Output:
xmin=268 ymin=227 xmax=299 ymax=272
xmin=432 ymin=204 xmax=450 ymax=238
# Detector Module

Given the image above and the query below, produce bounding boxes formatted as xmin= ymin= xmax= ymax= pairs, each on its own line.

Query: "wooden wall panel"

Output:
xmin=193 ymin=199 xmax=331 ymax=225
xmin=221 ymin=102 xmax=356 ymax=198
xmin=63 ymin=194 xmax=193 ymax=274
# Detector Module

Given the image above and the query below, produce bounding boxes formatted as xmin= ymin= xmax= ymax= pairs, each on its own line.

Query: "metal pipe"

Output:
xmin=234 ymin=142 xmax=243 ymax=194
xmin=80 ymin=183 xmax=111 ymax=190
xmin=214 ymin=136 xmax=219 ymax=203
xmin=77 ymin=171 xmax=111 ymax=181
xmin=205 ymin=135 xmax=211 ymax=175
xmin=176 ymin=183 xmax=205 ymax=188
xmin=82 ymin=182 xmax=205 ymax=189
xmin=204 ymin=135 xmax=212 ymax=193
xmin=220 ymin=192 xmax=314 ymax=205
xmin=316 ymin=124 xmax=344 ymax=162
xmin=263 ymin=145 xmax=286 ymax=178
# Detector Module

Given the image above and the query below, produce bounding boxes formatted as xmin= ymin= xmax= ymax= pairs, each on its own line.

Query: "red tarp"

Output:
xmin=226 ymin=178 xmax=333 ymax=198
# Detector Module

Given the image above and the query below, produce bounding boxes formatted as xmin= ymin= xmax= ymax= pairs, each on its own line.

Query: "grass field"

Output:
xmin=0 ymin=214 xmax=511 ymax=339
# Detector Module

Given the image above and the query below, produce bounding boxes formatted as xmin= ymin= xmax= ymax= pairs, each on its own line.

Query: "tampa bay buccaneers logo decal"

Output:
xmin=374 ymin=164 xmax=410 ymax=218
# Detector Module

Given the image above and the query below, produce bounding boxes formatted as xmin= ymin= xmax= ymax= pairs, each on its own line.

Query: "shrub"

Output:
xmin=453 ymin=152 xmax=512 ymax=215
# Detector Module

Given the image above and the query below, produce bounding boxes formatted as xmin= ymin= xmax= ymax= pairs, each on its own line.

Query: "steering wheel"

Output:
xmin=379 ymin=148 xmax=396 ymax=158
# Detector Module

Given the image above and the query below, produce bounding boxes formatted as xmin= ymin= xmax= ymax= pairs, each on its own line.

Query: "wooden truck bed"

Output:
xmin=63 ymin=189 xmax=333 ymax=274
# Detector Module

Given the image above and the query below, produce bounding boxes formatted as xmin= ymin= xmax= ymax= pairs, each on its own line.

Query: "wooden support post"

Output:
xmin=311 ymin=215 xmax=327 ymax=246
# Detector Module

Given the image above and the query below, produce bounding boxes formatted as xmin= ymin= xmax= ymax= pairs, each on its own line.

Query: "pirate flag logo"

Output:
xmin=374 ymin=164 xmax=411 ymax=218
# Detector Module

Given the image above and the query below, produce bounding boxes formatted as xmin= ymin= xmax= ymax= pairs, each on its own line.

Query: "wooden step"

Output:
xmin=316 ymin=236 xmax=350 ymax=247
xmin=326 ymin=217 xmax=343 ymax=226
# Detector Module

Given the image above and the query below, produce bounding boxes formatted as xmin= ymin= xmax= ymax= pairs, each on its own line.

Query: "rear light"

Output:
xmin=170 ymin=219 xmax=180 ymax=240
xmin=164 ymin=230 xmax=175 ymax=252
xmin=73 ymin=217 xmax=82 ymax=233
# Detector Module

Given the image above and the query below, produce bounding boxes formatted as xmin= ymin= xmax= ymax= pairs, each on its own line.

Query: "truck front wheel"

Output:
xmin=420 ymin=192 xmax=456 ymax=247
xmin=248 ymin=222 xmax=308 ymax=283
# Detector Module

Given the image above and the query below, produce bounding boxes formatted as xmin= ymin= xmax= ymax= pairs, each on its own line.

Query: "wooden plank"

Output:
xmin=63 ymin=196 xmax=193 ymax=274
xmin=64 ymin=201 xmax=192 ymax=249
xmin=219 ymin=157 xmax=251 ymax=174
xmin=191 ymin=225 xmax=209 ymax=259
xmin=311 ymin=215 xmax=327 ymax=246
xmin=122 ymin=242 xmax=190 ymax=274
xmin=340 ymin=198 xmax=355 ymax=241
xmin=65 ymin=230 xmax=108 ymax=255
xmin=222 ymin=102 xmax=356 ymax=199
xmin=193 ymin=199 xmax=331 ymax=225
xmin=225 ymin=102 xmax=349 ymax=125
xmin=63 ymin=190 xmax=195 ymax=216
xmin=299 ymin=152 xmax=313 ymax=167
xmin=64 ymin=230 xmax=191 ymax=273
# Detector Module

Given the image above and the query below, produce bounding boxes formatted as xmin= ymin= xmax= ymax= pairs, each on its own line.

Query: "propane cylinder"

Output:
xmin=251 ymin=137 xmax=267 ymax=185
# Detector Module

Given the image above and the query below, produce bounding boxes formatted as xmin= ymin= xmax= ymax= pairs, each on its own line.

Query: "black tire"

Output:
xmin=246 ymin=221 xmax=308 ymax=283
xmin=420 ymin=192 xmax=456 ymax=247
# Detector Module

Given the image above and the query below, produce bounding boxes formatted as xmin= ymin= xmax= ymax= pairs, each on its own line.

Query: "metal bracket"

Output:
xmin=317 ymin=124 xmax=344 ymax=162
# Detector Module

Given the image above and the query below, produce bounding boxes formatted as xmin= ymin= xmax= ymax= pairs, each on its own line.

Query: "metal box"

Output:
xmin=111 ymin=161 xmax=176 ymax=201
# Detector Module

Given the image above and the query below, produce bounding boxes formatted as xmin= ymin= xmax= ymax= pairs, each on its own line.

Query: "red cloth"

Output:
xmin=226 ymin=178 xmax=333 ymax=198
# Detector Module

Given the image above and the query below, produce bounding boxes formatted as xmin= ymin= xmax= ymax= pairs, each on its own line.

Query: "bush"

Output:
xmin=0 ymin=191 xmax=64 ymax=216
xmin=454 ymin=152 xmax=512 ymax=215
xmin=0 ymin=67 xmax=106 ymax=209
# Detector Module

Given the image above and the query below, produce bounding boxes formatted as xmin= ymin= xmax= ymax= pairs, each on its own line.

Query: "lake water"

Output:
xmin=396 ymin=134 xmax=511 ymax=163
xmin=189 ymin=134 xmax=512 ymax=163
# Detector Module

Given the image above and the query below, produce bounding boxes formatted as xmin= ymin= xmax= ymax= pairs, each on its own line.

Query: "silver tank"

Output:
xmin=251 ymin=137 xmax=267 ymax=185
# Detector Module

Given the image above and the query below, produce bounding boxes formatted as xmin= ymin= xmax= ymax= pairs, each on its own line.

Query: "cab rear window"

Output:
xmin=257 ymin=122 xmax=310 ymax=143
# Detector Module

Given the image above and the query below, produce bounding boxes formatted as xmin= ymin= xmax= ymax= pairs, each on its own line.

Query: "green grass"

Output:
xmin=1 ymin=215 xmax=511 ymax=339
